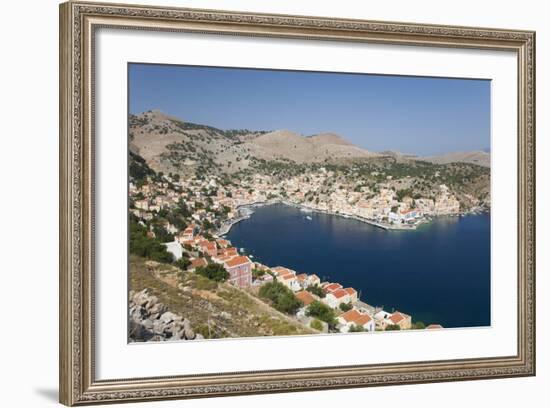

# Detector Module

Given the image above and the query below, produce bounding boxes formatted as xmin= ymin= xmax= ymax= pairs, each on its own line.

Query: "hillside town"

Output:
xmin=131 ymin=165 xmax=463 ymax=233
xmin=129 ymin=161 xmax=451 ymax=334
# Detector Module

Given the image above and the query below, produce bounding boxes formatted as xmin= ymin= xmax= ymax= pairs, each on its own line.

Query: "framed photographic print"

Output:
xmin=59 ymin=1 xmax=536 ymax=405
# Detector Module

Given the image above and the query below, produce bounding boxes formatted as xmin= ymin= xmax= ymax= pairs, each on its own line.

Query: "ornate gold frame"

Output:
xmin=59 ymin=1 xmax=536 ymax=405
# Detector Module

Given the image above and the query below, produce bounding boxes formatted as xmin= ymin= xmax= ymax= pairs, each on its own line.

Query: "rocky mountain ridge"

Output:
xmin=130 ymin=110 xmax=380 ymax=176
xmin=129 ymin=110 xmax=490 ymax=178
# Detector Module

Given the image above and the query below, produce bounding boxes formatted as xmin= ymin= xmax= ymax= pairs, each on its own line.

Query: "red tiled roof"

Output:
xmin=295 ymin=291 xmax=315 ymax=306
xmin=323 ymin=283 xmax=343 ymax=293
xmin=340 ymin=309 xmax=362 ymax=323
xmin=218 ymin=247 xmax=238 ymax=257
xmin=272 ymin=266 xmax=294 ymax=276
xmin=340 ymin=309 xmax=372 ymax=326
xmin=215 ymin=255 xmax=234 ymax=262
xmin=389 ymin=311 xmax=407 ymax=324
xmin=190 ymin=258 xmax=207 ymax=268
xmin=200 ymin=241 xmax=216 ymax=249
xmin=426 ymin=324 xmax=443 ymax=330
xmin=331 ymin=288 xmax=348 ymax=299
xmin=216 ymin=238 xmax=230 ymax=247
xmin=354 ymin=314 xmax=372 ymax=325
xmin=226 ymin=247 xmax=238 ymax=255
xmin=224 ymin=256 xmax=251 ymax=268
xmin=344 ymin=287 xmax=357 ymax=296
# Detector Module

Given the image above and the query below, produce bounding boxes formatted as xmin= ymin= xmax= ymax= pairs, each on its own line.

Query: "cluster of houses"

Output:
xmin=171 ymin=224 xmax=255 ymax=289
xmin=385 ymin=185 xmax=460 ymax=226
xmin=130 ymin=160 xmax=463 ymax=237
xmin=163 ymin=224 xmax=424 ymax=334
xmin=267 ymin=267 xmax=413 ymax=332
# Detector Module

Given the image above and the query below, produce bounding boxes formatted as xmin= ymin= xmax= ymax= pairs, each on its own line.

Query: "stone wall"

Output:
xmin=129 ymin=288 xmax=203 ymax=342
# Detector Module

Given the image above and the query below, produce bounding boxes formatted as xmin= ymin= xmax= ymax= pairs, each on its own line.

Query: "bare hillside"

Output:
xmin=417 ymin=151 xmax=491 ymax=167
xmin=129 ymin=110 xmax=379 ymax=176
xmin=250 ymin=130 xmax=378 ymax=162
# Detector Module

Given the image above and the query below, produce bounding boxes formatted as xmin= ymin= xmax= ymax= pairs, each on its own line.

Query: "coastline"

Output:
xmin=217 ymin=198 xmax=489 ymax=237
xmin=217 ymin=199 xmax=414 ymax=237
xmin=220 ymin=206 xmax=489 ymax=327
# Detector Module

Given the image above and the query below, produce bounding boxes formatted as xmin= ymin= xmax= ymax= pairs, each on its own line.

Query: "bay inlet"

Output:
xmin=226 ymin=203 xmax=491 ymax=328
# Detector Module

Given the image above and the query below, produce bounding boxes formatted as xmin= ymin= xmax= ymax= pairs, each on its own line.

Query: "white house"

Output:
xmin=163 ymin=240 xmax=183 ymax=260
xmin=374 ymin=310 xmax=393 ymax=330
xmin=338 ymin=309 xmax=375 ymax=332
xmin=323 ymin=288 xmax=350 ymax=309
xmin=388 ymin=211 xmax=401 ymax=224
xmin=279 ymin=273 xmax=302 ymax=292
xmin=307 ymin=274 xmax=321 ymax=286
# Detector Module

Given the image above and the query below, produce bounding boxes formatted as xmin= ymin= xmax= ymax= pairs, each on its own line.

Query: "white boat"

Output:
xmin=300 ymin=208 xmax=313 ymax=213
xmin=239 ymin=248 xmax=245 ymax=253
xmin=305 ymin=215 xmax=312 ymax=221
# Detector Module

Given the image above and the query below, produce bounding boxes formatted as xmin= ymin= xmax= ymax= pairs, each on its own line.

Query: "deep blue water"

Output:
xmin=226 ymin=203 xmax=490 ymax=328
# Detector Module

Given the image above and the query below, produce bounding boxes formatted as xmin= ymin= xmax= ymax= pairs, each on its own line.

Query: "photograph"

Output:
xmin=127 ymin=63 xmax=491 ymax=342
xmin=56 ymin=1 xmax=536 ymax=404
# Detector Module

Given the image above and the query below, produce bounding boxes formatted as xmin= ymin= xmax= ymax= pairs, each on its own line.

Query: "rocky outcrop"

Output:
xmin=129 ymin=289 xmax=203 ymax=342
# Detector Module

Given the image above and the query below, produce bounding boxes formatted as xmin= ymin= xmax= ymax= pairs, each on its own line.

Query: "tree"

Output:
xmin=306 ymin=284 xmax=325 ymax=298
xmin=252 ymin=268 xmax=265 ymax=279
xmin=129 ymin=218 xmax=174 ymax=264
xmin=129 ymin=151 xmax=155 ymax=183
xmin=202 ymin=219 xmax=215 ymax=231
xmin=174 ymin=257 xmax=191 ymax=271
xmin=202 ymin=231 xmax=214 ymax=241
xmin=195 ymin=263 xmax=229 ymax=282
xmin=349 ymin=324 xmax=365 ymax=332
xmin=412 ymin=321 xmax=426 ymax=330
xmin=386 ymin=324 xmax=401 ymax=331
xmin=339 ymin=302 xmax=353 ymax=312
xmin=259 ymin=281 xmax=303 ymax=315
xmin=396 ymin=188 xmax=413 ymax=201
xmin=306 ymin=301 xmax=336 ymax=325
xmin=310 ymin=319 xmax=323 ymax=331
xmin=152 ymin=224 xmax=174 ymax=243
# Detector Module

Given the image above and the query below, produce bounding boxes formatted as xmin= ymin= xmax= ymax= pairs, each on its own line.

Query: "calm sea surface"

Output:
xmin=226 ymin=203 xmax=490 ymax=328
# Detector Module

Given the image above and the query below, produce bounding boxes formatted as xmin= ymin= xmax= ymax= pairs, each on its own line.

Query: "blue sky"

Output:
xmin=129 ymin=63 xmax=490 ymax=156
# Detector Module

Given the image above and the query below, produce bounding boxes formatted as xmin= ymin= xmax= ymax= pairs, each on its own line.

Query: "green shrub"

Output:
xmin=306 ymin=301 xmax=336 ymax=325
xmin=412 ymin=321 xmax=426 ymax=330
xmin=192 ymin=274 xmax=219 ymax=291
xmin=129 ymin=219 xmax=174 ymax=264
xmin=259 ymin=281 xmax=303 ymax=315
xmin=174 ymin=257 xmax=191 ymax=271
xmin=195 ymin=263 xmax=229 ymax=282
xmin=339 ymin=302 xmax=353 ymax=312
xmin=306 ymin=284 xmax=325 ymax=298
xmin=310 ymin=319 xmax=323 ymax=331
